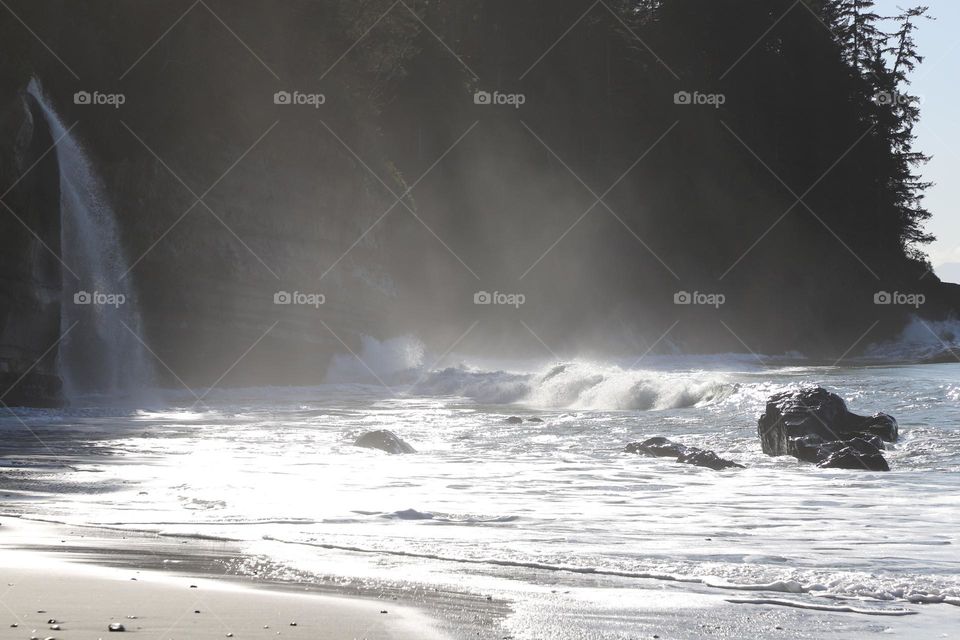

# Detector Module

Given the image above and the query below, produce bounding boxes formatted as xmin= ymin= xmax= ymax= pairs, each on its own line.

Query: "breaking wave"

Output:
xmin=411 ymin=361 xmax=737 ymax=410
xmin=863 ymin=316 xmax=960 ymax=363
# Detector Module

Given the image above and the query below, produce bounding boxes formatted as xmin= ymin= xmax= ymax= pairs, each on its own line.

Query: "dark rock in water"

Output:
xmin=677 ymin=449 xmax=745 ymax=470
xmin=505 ymin=416 xmax=523 ymax=424
xmin=354 ymin=430 xmax=416 ymax=454
xmin=818 ymin=444 xmax=889 ymax=471
xmin=625 ymin=436 xmax=687 ymax=458
xmin=527 ymin=417 xmax=544 ymax=423
xmin=387 ymin=508 xmax=433 ymax=520
xmin=757 ymin=387 xmax=897 ymax=470
xmin=625 ymin=437 xmax=742 ymax=470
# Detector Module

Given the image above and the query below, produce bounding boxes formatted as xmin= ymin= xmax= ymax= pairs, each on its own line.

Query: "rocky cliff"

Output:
xmin=1 ymin=0 xmax=958 ymax=405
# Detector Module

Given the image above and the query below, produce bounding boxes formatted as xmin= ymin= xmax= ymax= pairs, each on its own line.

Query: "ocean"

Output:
xmin=2 ymin=349 xmax=959 ymax=637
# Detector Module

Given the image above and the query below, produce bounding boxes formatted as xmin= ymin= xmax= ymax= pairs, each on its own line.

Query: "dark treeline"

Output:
xmin=377 ymin=0 xmax=941 ymax=355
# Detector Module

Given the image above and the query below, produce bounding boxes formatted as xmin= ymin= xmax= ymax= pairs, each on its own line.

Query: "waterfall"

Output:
xmin=26 ymin=79 xmax=155 ymax=401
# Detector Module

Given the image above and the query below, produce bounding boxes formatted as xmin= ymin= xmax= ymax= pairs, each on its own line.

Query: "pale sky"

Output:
xmin=874 ymin=0 xmax=960 ymax=281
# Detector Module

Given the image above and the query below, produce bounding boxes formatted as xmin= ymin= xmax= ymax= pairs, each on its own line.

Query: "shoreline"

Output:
xmin=0 ymin=517 xmax=505 ymax=640
xmin=3 ymin=517 xmax=959 ymax=640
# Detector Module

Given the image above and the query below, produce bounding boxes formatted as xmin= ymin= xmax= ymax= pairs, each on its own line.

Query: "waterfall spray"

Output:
xmin=26 ymin=79 xmax=155 ymax=401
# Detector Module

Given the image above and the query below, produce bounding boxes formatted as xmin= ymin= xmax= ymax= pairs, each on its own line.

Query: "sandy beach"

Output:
xmin=0 ymin=519 xmax=450 ymax=640
xmin=3 ymin=514 xmax=958 ymax=640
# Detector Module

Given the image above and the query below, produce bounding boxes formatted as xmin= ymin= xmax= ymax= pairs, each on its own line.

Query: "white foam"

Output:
xmin=411 ymin=361 xmax=735 ymax=410
xmin=864 ymin=316 xmax=960 ymax=362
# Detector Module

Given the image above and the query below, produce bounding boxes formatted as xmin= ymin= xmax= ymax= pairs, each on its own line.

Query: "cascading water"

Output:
xmin=26 ymin=79 xmax=155 ymax=401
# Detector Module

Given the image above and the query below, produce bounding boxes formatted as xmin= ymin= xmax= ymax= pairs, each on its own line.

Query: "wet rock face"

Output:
xmin=757 ymin=387 xmax=897 ymax=470
xmin=0 ymin=89 xmax=63 ymax=407
xmin=625 ymin=437 xmax=743 ymax=470
xmin=354 ymin=430 xmax=416 ymax=454
xmin=816 ymin=437 xmax=890 ymax=471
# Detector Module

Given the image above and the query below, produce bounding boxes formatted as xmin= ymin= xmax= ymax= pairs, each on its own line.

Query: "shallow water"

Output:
xmin=2 ymin=357 xmax=959 ymax=637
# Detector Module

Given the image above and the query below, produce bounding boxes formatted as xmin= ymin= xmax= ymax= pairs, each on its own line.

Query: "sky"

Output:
xmin=873 ymin=0 xmax=960 ymax=281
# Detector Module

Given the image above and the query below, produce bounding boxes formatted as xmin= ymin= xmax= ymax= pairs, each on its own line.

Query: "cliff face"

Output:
xmin=2 ymin=1 xmax=424 ymax=395
xmin=1 ymin=1 xmax=957 ymax=404
xmin=0 ymin=88 xmax=62 ymax=406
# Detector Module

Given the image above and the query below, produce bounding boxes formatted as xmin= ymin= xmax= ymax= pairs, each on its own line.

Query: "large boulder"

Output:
xmin=354 ymin=430 xmax=416 ymax=454
xmin=757 ymin=387 xmax=897 ymax=470
xmin=625 ymin=437 xmax=743 ymax=470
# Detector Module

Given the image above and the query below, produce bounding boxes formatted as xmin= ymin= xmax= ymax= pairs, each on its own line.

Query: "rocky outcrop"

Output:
xmin=354 ymin=430 xmax=416 ymax=454
xmin=625 ymin=437 xmax=743 ymax=470
xmin=757 ymin=387 xmax=897 ymax=470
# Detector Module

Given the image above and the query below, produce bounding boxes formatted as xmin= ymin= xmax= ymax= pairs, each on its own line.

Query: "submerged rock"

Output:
xmin=505 ymin=416 xmax=523 ymax=424
xmin=527 ymin=417 xmax=544 ymax=423
xmin=677 ymin=448 xmax=745 ymax=471
xmin=354 ymin=430 xmax=416 ymax=454
xmin=625 ymin=436 xmax=687 ymax=458
xmin=625 ymin=437 xmax=743 ymax=470
xmin=757 ymin=387 xmax=897 ymax=470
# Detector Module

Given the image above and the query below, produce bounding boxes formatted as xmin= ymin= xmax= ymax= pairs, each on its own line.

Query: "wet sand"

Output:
xmin=0 ymin=519 xmax=451 ymax=640
xmin=2 ymin=516 xmax=957 ymax=640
